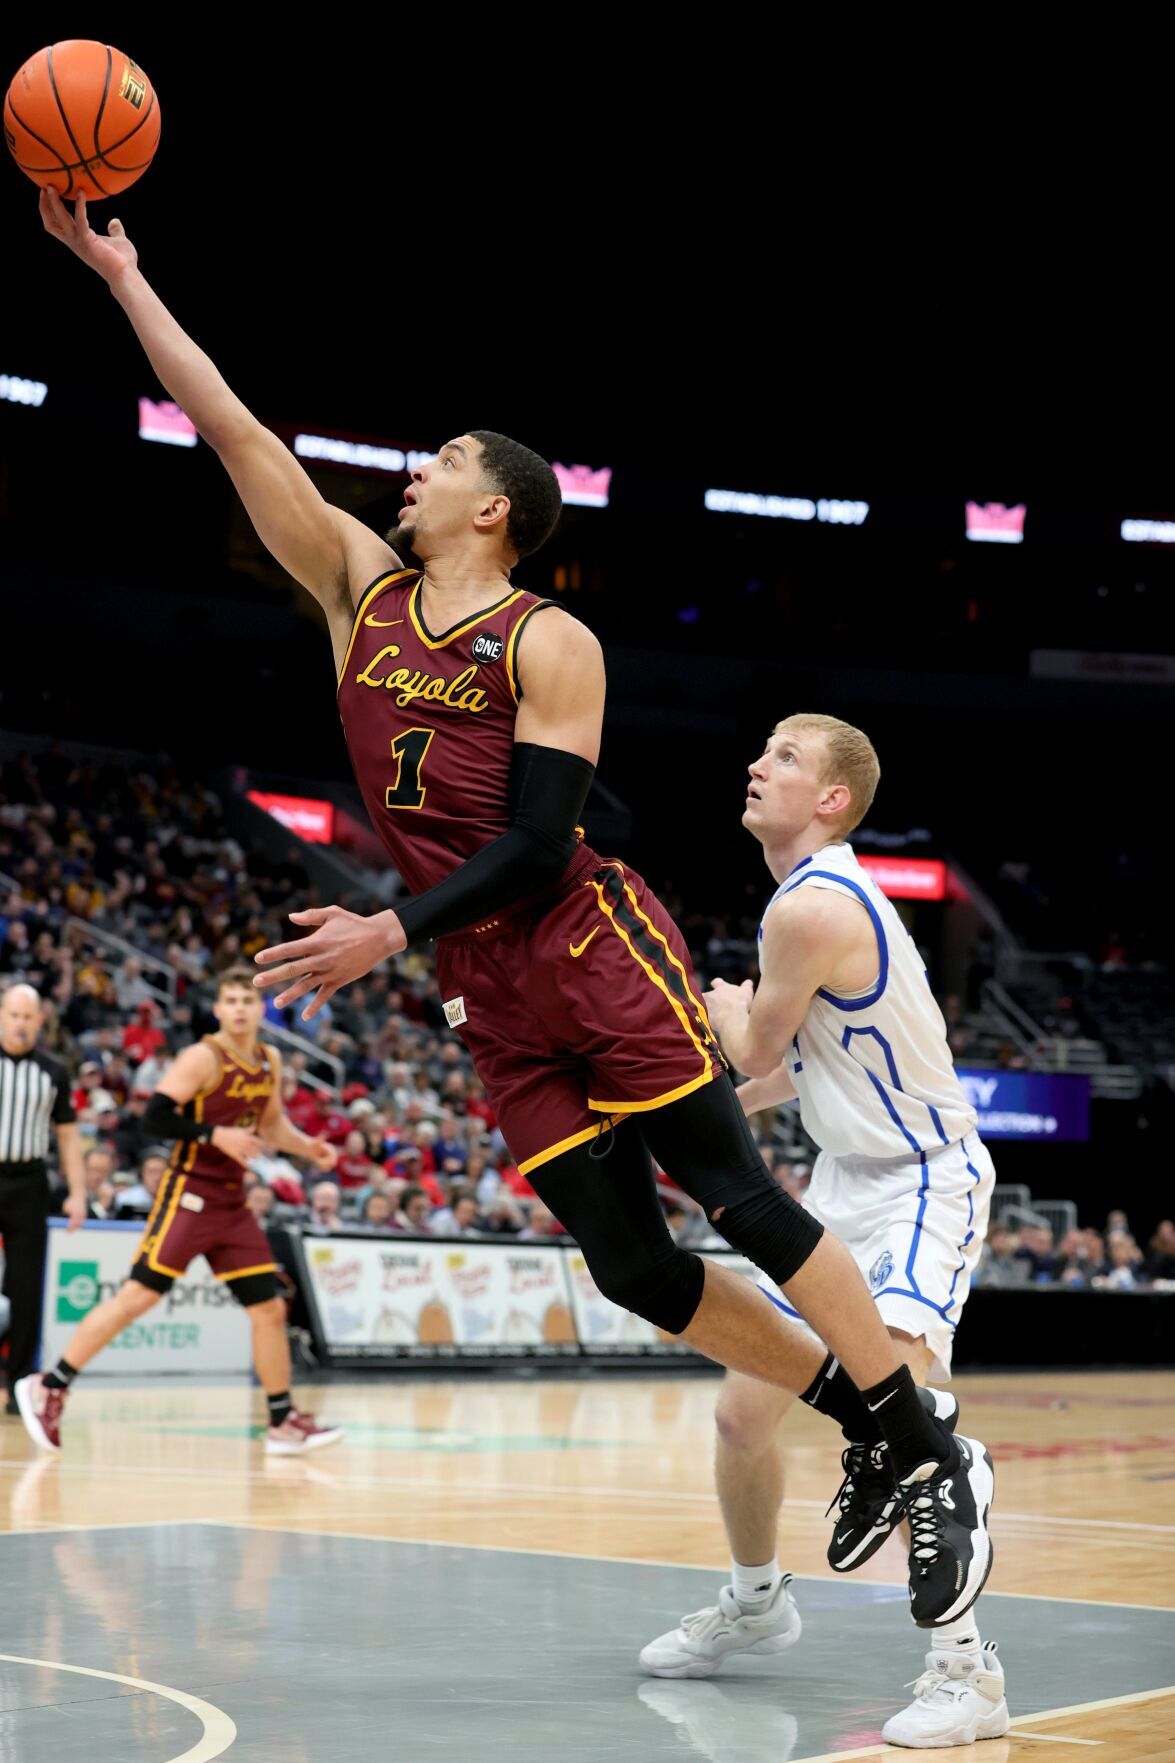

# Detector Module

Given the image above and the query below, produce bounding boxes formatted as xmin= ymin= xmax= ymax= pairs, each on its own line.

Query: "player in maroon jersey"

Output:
xmin=39 ymin=191 xmax=990 ymax=1623
xmin=15 ymin=967 xmax=342 ymax=1455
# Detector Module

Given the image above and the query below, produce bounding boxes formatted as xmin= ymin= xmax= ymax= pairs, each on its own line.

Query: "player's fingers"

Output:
xmin=254 ymin=958 xmax=308 ymax=990
xmin=302 ymin=982 xmax=338 ymax=1022
xmin=40 ymin=188 xmax=65 ymax=233
xmin=74 ymin=192 xmax=88 ymax=229
xmin=108 ymin=216 xmax=124 ymax=237
xmin=255 ymin=938 xmax=316 ymax=966
xmin=274 ymin=975 xmax=319 ymax=1009
xmin=289 ymin=908 xmax=329 ymax=925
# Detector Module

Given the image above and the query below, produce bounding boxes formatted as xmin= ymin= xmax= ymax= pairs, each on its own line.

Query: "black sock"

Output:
xmin=861 ymin=1364 xmax=951 ymax=1480
xmin=801 ymin=1352 xmax=883 ymax=1445
xmin=267 ymin=1391 xmax=293 ymax=1427
xmin=43 ymin=1358 xmax=79 ymax=1391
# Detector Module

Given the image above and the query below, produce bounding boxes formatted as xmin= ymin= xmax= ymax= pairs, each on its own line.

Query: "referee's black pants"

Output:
xmin=0 ymin=1164 xmax=50 ymax=1395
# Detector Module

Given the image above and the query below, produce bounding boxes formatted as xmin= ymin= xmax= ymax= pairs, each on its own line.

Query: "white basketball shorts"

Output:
xmin=757 ymin=1130 xmax=995 ymax=1381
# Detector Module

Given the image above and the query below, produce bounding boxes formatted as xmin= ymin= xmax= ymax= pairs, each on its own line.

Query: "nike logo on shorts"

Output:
xmin=569 ymin=927 xmax=600 ymax=959
xmin=364 ymin=614 xmax=404 ymax=627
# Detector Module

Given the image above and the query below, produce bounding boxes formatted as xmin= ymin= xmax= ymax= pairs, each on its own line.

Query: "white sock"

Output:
xmin=928 ymin=1611 xmax=981 ymax=1656
xmin=730 ymin=1557 xmax=781 ymax=1612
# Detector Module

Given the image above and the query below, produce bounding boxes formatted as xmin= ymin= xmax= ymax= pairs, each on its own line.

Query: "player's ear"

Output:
xmin=473 ymin=493 xmax=510 ymax=537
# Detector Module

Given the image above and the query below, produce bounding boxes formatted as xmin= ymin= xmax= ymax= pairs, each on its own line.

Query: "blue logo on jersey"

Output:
xmin=869 ymin=1249 xmax=894 ymax=1292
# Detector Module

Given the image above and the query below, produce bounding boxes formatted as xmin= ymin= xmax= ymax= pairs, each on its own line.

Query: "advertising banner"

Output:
xmin=299 ymin=1236 xmax=579 ymax=1360
xmin=40 ymin=1220 xmax=252 ymax=1375
xmin=957 ymin=1069 xmax=1091 ymax=1142
xmin=544 ymin=1248 xmax=764 ymax=1358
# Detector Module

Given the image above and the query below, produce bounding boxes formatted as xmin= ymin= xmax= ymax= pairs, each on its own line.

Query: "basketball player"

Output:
xmin=15 ymin=967 xmax=342 ymax=1456
xmin=641 ymin=715 xmax=1007 ymax=1750
xmin=38 ymin=191 xmax=992 ymax=1623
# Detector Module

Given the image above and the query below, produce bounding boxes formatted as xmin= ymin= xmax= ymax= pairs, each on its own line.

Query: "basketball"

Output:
xmin=4 ymin=40 xmax=160 ymax=200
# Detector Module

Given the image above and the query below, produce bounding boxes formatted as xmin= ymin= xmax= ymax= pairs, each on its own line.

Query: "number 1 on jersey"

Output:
xmin=386 ymin=727 xmax=435 ymax=811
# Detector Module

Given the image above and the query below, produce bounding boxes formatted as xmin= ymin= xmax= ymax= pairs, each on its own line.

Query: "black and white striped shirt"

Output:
xmin=0 ymin=1048 xmax=76 ymax=1167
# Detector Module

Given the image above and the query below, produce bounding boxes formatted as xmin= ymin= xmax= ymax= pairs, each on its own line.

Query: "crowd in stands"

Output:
xmin=0 ymin=747 xmax=779 ymax=1248
xmin=2 ymin=746 xmax=1172 ymax=1285
xmin=974 ymin=1213 xmax=1175 ymax=1292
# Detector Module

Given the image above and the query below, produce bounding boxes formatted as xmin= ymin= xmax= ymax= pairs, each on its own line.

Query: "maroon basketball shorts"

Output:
xmin=131 ymin=1173 xmax=280 ymax=1304
xmin=434 ymin=851 xmax=726 ymax=1180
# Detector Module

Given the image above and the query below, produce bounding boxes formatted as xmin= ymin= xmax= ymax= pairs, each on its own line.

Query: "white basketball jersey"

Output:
xmin=760 ymin=842 xmax=977 ymax=1159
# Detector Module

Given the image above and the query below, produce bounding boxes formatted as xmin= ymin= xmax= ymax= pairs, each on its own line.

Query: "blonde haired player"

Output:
xmin=640 ymin=715 xmax=1008 ymax=1751
xmin=16 ymin=967 xmax=342 ymax=1456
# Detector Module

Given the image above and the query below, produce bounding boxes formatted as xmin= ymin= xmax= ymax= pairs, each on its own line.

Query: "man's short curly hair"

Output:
xmin=470 ymin=430 xmax=562 ymax=561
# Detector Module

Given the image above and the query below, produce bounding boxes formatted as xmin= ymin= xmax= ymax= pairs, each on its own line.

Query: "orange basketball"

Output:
xmin=4 ymin=40 xmax=160 ymax=200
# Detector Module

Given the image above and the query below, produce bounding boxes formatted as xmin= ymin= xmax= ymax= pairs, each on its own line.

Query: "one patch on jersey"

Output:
xmin=180 ymin=1191 xmax=205 ymax=1213
xmin=471 ymin=633 xmax=505 ymax=663
xmin=443 ymin=996 xmax=468 ymax=1028
xmin=868 ymin=1248 xmax=894 ymax=1291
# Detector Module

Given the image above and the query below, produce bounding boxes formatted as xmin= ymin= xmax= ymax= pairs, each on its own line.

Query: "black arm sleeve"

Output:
xmin=395 ymin=742 xmax=595 ymax=946
xmin=142 ymin=1091 xmax=215 ymax=1146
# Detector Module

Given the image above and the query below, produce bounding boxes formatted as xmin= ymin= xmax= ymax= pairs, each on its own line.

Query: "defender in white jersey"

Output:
xmin=641 ymin=716 xmax=1007 ymax=1752
xmin=752 ymin=837 xmax=992 ymax=1380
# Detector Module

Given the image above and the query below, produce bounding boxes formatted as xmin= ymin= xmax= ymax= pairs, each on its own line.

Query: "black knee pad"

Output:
xmin=639 ymin=1077 xmax=826 ymax=1287
xmin=525 ymin=1123 xmax=709 ymax=1336
xmin=597 ymin=1244 xmax=706 ymax=1336
xmin=708 ymin=1166 xmax=824 ymax=1284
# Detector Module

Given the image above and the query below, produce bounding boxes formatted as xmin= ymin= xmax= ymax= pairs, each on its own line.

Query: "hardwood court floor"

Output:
xmin=1 ymin=1368 xmax=1173 ymax=1761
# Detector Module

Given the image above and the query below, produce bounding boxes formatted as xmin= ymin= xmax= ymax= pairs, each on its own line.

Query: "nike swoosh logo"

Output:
xmin=835 ymin=1530 xmax=853 ymax=1544
xmin=867 ymin=1389 xmax=898 ymax=1412
xmin=569 ymin=927 xmax=600 ymax=959
xmin=365 ymin=614 xmax=404 ymax=628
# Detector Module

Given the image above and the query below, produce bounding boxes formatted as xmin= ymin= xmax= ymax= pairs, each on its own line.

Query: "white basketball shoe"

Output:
xmin=638 ymin=1574 xmax=802 ymax=1678
xmin=882 ymin=1641 xmax=1010 ymax=1748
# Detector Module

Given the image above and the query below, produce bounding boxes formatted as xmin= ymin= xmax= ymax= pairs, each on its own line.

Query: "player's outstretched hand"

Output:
xmin=39 ymin=189 xmax=138 ymax=283
xmin=212 ymin=1125 xmax=268 ymax=1167
xmin=254 ymin=904 xmax=408 ymax=1021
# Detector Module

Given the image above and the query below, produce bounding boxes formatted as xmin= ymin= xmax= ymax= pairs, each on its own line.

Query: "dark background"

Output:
xmin=2 ymin=25 xmax=1171 ymax=1227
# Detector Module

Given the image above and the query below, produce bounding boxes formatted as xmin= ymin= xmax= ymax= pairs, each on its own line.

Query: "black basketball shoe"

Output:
xmin=827 ymin=1385 xmax=960 ymax=1573
xmin=896 ymin=1433 xmax=996 ymax=1627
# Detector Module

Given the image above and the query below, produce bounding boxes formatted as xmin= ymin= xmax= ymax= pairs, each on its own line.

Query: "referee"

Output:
xmin=0 ymin=984 xmax=86 ymax=1414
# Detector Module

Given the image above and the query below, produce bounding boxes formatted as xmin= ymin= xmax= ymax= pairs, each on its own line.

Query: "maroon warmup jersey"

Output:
xmin=336 ymin=567 xmax=724 ymax=1178
xmin=133 ymin=1036 xmax=279 ymax=1292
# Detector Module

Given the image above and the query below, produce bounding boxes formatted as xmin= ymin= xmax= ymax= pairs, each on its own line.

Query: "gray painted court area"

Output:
xmin=1 ymin=1524 xmax=1173 ymax=1761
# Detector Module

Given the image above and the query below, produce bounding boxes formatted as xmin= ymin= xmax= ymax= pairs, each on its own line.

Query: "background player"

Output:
xmin=15 ymin=967 xmax=341 ymax=1456
xmin=37 ymin=191 xmax=990 ymax=1621
xmin=640 ymin=715 xmax=1007 ymax=1750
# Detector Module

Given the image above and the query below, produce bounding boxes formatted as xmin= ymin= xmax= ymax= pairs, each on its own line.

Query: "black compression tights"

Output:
xmin=526 ymin=1075 xmax=823 ymax=1334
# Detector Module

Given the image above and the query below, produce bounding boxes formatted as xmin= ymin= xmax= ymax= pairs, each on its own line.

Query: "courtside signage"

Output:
xmin=41 ymin=1221 xmax=253 ymax=1374
xmin=300 ymin=1239 xmax=578 ymax=1360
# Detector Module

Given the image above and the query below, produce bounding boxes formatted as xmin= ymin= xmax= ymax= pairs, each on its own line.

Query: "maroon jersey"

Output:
xmin=337 ymin=568 xmax=592 ymax=897
xmin=167 ymin=1035 xmax=277 ymax=1201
